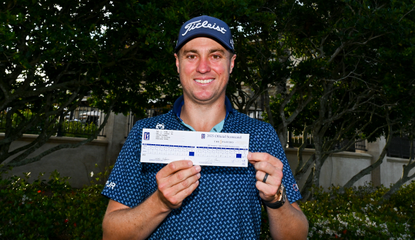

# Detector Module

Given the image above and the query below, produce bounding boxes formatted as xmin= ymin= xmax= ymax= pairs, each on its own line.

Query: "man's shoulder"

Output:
xmin=133 ymin=110 xmax=176 ymax=128
xmin=127 ymin=110 xmax=179 ymax=137
xmin=228 ymin=110 xmax=273 ymax=131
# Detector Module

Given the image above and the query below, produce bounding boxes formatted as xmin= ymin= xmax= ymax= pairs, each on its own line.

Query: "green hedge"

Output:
xmin=261 ymin=183 xmax=415 ymax=240
xmin=60 ymin=121 xmax=99 ymax=138
xmin=1 ymin=170 xmax=414 ymax=239
xmin=303 ymin=184 xmax=415 ymax=240
xmin=0 ymin=109 xmax=99 ymax=138
xmin=0 ymin=171 xmax=108 ymax=240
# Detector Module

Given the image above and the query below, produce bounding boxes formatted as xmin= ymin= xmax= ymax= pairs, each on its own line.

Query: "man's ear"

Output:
xmin=229 ymin=54 xmax=236 ymax=74
xmin=174 ymin=53 xmax=180 ymax=74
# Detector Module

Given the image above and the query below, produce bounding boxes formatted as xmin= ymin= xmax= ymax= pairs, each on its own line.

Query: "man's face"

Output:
xmin=174 ymin=37 xmax=236 ymax=105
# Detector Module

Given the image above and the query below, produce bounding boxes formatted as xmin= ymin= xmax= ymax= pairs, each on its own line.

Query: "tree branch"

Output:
xmin=1 ymin=103 xmax=113 ymax=169
xmin=341 ymin=113 xmax=394 ymax=189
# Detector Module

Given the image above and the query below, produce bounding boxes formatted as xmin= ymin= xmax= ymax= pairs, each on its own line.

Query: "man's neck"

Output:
xmin=180 ymin=97 xmax=227 ymax=132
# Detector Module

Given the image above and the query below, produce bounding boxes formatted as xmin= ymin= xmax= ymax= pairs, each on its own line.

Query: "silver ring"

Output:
xmin=262 ymin=173 xmax=269 ymax=183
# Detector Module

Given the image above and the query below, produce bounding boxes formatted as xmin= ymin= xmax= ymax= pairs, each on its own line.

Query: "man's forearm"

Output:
xmin=267 ymin=202 xmax=309 ymax=240
xmin=102 ymin=160 xmax=201 ymax=239
xmin=102 ymin=192 xmax=171 ymax=240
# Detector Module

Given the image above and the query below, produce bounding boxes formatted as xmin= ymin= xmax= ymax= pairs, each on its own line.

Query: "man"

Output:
xmin=102 ymin=15 xmax=308 ymax=239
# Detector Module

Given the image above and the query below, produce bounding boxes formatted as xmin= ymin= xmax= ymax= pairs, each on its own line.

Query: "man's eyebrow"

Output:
xmin=182 ymin=49 xmax=198 ymax=55
xmin=210 ymin=49 xmax=225 ymax=54
xmin=181 ymin=49 xmax=226 ymax=55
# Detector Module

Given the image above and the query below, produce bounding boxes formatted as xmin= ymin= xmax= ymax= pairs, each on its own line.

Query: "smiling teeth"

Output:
xmin=195 ymin=79 xmax=214 ymax=84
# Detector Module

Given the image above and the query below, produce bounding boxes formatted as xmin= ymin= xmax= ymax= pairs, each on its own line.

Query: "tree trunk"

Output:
xmin=382 ymin=138 xmax=415 ymax=200
xmin=300 ymin=166 xmax=315 ymax=201
xmin=342 ymin=123 xmax=393 ymax=190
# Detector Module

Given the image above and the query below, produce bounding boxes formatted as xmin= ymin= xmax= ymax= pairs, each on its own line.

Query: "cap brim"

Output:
xmin=174 ymin=34 xmax=235 ymax=53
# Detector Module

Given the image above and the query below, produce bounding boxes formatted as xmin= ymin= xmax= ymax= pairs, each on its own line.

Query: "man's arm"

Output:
xmin=266 ymin=201 xmax=308 ymax=239
xmin=248 ymin=152 xmax=309 ymax=240
xmin=102 ymin=160 xmax=201 ymax=240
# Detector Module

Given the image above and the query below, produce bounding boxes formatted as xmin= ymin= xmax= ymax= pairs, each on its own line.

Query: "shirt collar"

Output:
xmin=173 ymin=95 xmax=233 ymax=121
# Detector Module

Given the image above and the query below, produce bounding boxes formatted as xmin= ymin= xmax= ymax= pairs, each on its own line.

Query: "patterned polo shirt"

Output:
xmin=102 ymin=96 xmax=302 ymax=239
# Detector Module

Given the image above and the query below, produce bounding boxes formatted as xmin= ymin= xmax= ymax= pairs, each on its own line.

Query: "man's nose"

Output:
xmin=196 ymin=57 xmax=211 ymax=73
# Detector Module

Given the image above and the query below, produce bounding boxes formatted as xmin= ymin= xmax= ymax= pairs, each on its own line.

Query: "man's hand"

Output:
xmin=248 ymin=152 xmax=283 ymax=203
xmin=156 ymin=160 xmax=201 ymax=211
xmin=102 ymin=161 xmax=201 ymax=240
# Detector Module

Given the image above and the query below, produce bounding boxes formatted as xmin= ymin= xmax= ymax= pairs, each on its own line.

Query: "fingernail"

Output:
xmin=247 ymin=152 xmax=252 ymax=159
xmin=194 ymin=165 xmax=201 ymax=172
xmin=188 ymin=161 xmax=193 ymax=167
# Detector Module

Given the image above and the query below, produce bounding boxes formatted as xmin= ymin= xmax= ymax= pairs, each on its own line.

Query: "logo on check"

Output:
xmin=144 ymin=132 xmax=150 ymax=140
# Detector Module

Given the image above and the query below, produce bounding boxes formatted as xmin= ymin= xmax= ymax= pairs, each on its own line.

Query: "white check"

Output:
xmin=140 ymin=128 xmax=250 ymax=167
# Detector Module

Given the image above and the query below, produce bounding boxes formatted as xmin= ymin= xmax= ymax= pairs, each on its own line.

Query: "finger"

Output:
xmin=164 ymin=174 xmax=201 ymax=206
xmin=255 ymin=170 xmax=282 ymax=186
xmin=158 ymin=168 xmax=201 ymax=208
xmin=247 ymin=152 xmax=261 ymax=165
xmin=157 ymin=160 xmax=194 ymax=179
xmin=252 ymin=161 xmax=278 ymax=176
xmin=248 ymin=152 xmax=283 ymax=170
xmin=170 ymin=165 xmax=202 ymax=187
xmin=248 ymin=152 xmax=272 ymax=162
xmin=256 ymin=181 xmax=280 ymax=201
xmin=157 ymin=164 xmax=201 ymax=189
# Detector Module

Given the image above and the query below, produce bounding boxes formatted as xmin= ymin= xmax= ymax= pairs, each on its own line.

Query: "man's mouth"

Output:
xmin=195 ymin=79 xmax=214 ymax=84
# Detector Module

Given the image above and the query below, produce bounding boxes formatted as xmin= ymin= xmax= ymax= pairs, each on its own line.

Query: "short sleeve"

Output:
xmin=101 ymin=125 xmax=147 ymax=208
xmin=256 ymin=124 xmax=302 ymax=203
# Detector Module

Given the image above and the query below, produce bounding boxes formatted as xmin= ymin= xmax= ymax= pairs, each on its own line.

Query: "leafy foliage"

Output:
xmin=260 ymin=0 xmax=415 ymax=198
xmin=60 ymin=121 xmax=99 ymax=138
xmin=0 ymin=109 xmax=99 ymax=138
xmin=0 ymin=169 xmax=109 ymax=239
xmin=302 ymin=183 xmax=415 ymax=239
xmin=0 ymin=0 xmax=183 ymax=168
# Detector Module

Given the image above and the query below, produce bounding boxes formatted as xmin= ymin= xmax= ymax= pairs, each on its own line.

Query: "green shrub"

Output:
xmin=0 ymin=110 xmax=99 ymax=138
xmin=0 ymin=109 xmax=56 ymax=135
xmin=0 ymin=170 xmax=108 ymax=240
xmin=60 ymin=121 xmax=99 ymax=138
xmin=1 ymin=169 xmax=414 ymax=239
xmin=300 ymin=183 xmax=415 ymax=240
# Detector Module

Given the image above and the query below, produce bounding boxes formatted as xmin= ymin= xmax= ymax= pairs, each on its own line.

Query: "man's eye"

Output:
xmin=212 ymin=55 xmax=221 ymax=59
xmin=187 ymin=55 xmax=196 ymax=59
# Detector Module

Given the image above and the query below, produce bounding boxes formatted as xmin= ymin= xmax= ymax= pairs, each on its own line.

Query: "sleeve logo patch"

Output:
xmin=106 ymin=181 xmax=116 ymax=190
xmin=293 ymin=183 xmax=300 ymax=192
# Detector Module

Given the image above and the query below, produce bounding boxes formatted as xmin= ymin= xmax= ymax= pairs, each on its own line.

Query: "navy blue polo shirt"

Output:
xmin=102 ymin=96 xmax=302 ymax=239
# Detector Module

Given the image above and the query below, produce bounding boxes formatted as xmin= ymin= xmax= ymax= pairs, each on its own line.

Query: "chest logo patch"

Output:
xmin=156 ymin=123 xmax=165 ymax=130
